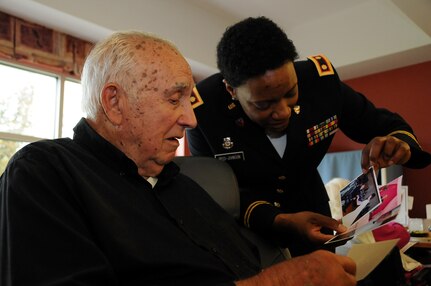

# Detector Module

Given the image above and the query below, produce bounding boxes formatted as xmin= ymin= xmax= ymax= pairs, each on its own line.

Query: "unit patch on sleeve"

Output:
xmin=190 ymin=87 xmax=204 ymax=109
xmin=306 ymin=115 xmax=338 ymax=146
xmin=308 ymin=54 xmax=335 ymax=77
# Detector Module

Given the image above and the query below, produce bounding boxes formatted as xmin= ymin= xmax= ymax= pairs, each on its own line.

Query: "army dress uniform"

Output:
xmin=186 ymin=54 xmax=431 ymax=256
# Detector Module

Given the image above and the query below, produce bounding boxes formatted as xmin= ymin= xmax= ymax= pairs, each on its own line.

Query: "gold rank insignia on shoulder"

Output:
xmin=190 ymin=87 xmax=204 ymax=109
xmin=307 ymin=54 xmax=335 ymax=77
xmin=293 ymin=105 xmax=300 ymax=114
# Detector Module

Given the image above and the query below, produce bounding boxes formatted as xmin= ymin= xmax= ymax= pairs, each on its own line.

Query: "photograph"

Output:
xmin=340 ymin=167 xmax=381 ymax=228
xmin=325 ymin=175 xmax=403 ymax=245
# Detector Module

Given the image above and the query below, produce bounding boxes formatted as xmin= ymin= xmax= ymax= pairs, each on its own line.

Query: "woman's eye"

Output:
xmin=254 ymin=102 xmax=271 ymax=110
xmin=284 ymin=92 xmax=296 ymax=99
xmin=285 ymin=86 xmax=298 ymax=99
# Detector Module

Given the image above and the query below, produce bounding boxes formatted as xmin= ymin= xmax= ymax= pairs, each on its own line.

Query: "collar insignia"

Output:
xmin=190 ymin=87 xmax=204 ymax=109
xmin=222 ymin=137 xmax=234 ymax=149
xmin=228 ymin=102 xmax=236 ymax=110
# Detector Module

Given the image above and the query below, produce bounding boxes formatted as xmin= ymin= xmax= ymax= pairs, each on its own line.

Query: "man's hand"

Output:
xmin=273 ymin=211 xmax=347 ymax=244
xmin=361 ymin=135 xmax=411 ymax=172
xmin=236 ymin=250 xmax=357 ymax=286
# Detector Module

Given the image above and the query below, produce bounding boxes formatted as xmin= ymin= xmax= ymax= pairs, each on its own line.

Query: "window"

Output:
xmin=1 ymin=63 xmax=58 ymax=138
xmin=63 ymin=80 xmax=86 ymax=138
xmin=0 ymin=62 xmax=84 ymax=174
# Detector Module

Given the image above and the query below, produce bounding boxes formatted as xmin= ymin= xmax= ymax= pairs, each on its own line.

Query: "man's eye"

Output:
xmin=169 ymin=98 xmax=180 ymax=105
xmin=169 ymin=94 xmax=181 ymax=105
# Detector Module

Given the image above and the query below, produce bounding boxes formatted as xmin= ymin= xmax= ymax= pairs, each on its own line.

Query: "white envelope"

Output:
xmin=347 ymin=239 xmax=399 ymax=281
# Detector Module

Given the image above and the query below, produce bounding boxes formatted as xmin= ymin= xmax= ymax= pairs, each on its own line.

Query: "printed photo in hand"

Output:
xmin=325 ymin=172 xmax=404 ymax=245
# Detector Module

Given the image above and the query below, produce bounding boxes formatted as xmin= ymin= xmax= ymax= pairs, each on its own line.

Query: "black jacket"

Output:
xmin=0 ymin=119 xmax=261 ymax=286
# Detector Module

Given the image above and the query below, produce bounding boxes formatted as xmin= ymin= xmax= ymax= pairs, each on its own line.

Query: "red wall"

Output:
xmin=332 ymin=61 xmax=431 ymax=218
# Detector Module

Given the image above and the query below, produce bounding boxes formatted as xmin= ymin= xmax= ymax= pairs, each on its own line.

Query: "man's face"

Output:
xmin=232 ymin=62 xmax=299 ymax=137
xmin=119 ymin=40 xmax=196 ymax=177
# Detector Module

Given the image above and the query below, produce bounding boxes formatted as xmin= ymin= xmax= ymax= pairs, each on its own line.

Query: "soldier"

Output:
xmin=187 ymin=16 xmax=431 ymax=256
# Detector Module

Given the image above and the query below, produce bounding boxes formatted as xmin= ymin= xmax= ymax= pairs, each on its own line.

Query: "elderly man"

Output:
xmin=0 ymin=31 xmax=355 ymax=286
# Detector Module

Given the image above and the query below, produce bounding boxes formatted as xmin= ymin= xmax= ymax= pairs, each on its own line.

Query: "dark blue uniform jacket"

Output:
xmin=187 ymin=55 xmax=431 ymax=255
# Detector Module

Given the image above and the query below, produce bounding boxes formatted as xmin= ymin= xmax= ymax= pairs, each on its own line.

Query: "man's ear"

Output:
xmin=100 ymin=84 xmax=123 ymax=125
xmin=223 ymin=79 xmax=236 ymax=99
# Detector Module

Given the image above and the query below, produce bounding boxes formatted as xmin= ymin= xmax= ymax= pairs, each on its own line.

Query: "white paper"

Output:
xmin=408 ymin=196 xmax=414 ymax=210
xmin=426 ymin=204 xmax=431 ymax=219
xmin=347 ymin=239 xmax=399 ymax=281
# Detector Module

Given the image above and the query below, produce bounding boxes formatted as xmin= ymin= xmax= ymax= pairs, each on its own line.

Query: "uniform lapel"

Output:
xmin=227 ymin=105 xmax=284 ymax=163
xmin=283 ymin=111 xmax=305 ymax=161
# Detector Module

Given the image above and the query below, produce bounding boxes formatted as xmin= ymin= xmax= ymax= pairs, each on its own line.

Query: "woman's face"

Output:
xmin=232 ymin=62 xmax=299 ymax=137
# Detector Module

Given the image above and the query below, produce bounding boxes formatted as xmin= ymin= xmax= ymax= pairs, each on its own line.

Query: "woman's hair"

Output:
xmin=217 ymin=16 xmax=298 ymax=87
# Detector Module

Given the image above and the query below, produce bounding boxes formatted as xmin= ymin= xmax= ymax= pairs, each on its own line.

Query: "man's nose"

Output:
xmin=180 ymin=101 xmax=197 ymax=128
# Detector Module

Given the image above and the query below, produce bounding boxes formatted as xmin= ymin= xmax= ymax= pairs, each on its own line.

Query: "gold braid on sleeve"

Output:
xmin=244 ymin=201 xmax=272 ymax=228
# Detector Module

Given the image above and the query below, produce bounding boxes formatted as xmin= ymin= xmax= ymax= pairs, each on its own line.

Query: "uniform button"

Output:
xmin=211 ymin=247 xmax=217 ymax=253
xmin=274 ymin=202 xmax=281 ymax=207
xmin=276 ymin=188 xmax=284 ymax=194
xmin=278 ymin=175 xmax=286 ymax=180
xmin=119 ymin=172 xmax=125 ymax=176
xmin=178 ymin=219 xmax=184 ymax=225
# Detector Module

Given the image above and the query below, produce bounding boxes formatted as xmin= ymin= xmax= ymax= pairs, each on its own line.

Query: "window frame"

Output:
xmin=0 ymin=59 xmax=82 ymax=143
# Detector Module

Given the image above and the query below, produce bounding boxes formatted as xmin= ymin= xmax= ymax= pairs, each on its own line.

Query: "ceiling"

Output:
xmin=1 ymin=0 xmax=430 ymax=81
